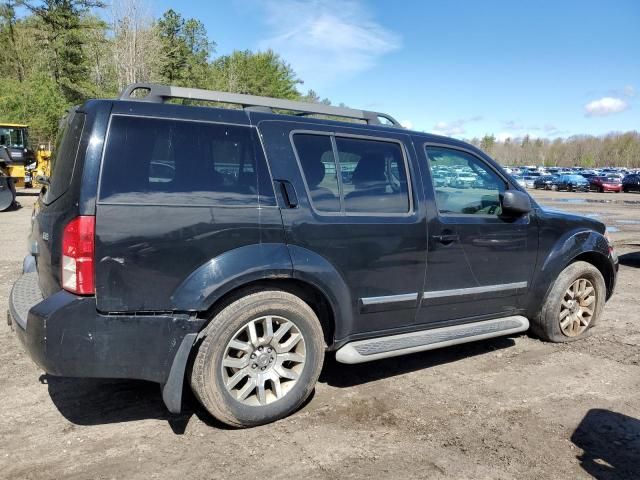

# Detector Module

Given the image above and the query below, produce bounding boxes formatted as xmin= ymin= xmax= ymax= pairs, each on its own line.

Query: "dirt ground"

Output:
xmin=1 ymin=189 xmax=639 ymax=480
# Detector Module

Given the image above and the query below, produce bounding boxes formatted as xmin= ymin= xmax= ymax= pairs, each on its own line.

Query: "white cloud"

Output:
xmin=623 ymin=85 xmax=636 ymax=97
xmin=431 ymin=116 xmax=482 ymax=137
xmin=256 ymin=0 xmax=401 ymax=89
xmin=400 ymin=119 xmax=413 ymax=129
xmin=584 ymin=97 xmax=629 ymax=116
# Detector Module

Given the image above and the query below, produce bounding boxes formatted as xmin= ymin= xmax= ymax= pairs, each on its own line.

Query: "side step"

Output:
xmin=335 ymin=316 xmax=529 ymax=364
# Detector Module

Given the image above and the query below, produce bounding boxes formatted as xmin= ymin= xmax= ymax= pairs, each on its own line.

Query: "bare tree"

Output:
xmin=110 ymin=0 xmax=160 ymax=90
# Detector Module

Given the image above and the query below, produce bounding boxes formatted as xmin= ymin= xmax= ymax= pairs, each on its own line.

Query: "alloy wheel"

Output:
xmin=559 ymin=278 xmax=596 ymax=337
xmin=221 ymin=315 xmax=306 ymax=406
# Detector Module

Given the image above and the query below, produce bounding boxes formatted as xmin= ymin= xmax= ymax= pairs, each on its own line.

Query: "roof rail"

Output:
xmin=118 ymin=83 xmax=402 ymax=127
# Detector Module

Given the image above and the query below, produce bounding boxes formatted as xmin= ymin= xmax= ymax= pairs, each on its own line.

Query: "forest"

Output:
xmin=0 ymin=0 xmax=638 ymax=168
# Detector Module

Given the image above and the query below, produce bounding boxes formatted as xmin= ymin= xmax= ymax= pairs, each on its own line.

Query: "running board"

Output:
xmin=335 ymin=316 xmax=529 ymax=364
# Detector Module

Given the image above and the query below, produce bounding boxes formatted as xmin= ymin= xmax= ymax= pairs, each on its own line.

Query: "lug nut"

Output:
xmin=258 ymin=346 xmax=263 ymax=351
xmin=267 ymin=347 xmax=272 ymax=353
xmin=250 ymin=353 xmax=256 ymax=359
xmin=252 ymin=363 xmax=258 ymax=369
xmin=261 ymin=366 xmax=266 ymax=371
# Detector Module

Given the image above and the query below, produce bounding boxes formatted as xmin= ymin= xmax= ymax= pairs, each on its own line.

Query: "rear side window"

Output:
xmin=292 ymin=133 xmax=410 ymax=215
xmin=336 ymin=137 xmax=409 ymax=213
xmin=44 ymin=111 xmax=85 ymax=204
xmin=99 ymin=116 xmax=275 ymax=206
xmin=291 ymin=134 xmax=340 ymax=212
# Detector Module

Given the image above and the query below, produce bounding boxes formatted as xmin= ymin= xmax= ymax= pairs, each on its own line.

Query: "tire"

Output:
xmin=531 ymin=261 xmax=606 ymax=343
xmin=190 ymin=290 xmax=325 ymax=427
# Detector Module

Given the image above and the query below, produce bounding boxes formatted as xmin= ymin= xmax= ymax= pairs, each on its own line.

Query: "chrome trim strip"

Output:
xmin=422 ymin=282 xmax=528 ymax=300
xmin=361 ymin=293 xmax=418 ymax=306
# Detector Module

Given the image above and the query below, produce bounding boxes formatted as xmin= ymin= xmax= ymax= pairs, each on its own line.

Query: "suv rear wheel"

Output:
xmin=531 ymin=261 xmax=605 ymax=342
xmin=190 ymin=290 xmax=325 ymax=427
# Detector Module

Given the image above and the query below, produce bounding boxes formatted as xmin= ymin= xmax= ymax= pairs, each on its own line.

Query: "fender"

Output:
xmin=526 ymin=227 xmax=612 ymax=317
xmin=170 ymin=243 xmax=293 ymax=311
xmin=288 ymin=245 xmax=354 ymax=342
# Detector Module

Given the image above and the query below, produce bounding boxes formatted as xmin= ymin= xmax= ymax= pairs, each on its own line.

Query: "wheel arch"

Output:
xmin=527 ymin=229 xmax=615 ymax=317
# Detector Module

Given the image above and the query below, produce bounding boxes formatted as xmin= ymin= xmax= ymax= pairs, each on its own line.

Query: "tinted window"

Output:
xmin=44 ymin=111 xmax=85 ymax=204
xmin=336 ymin=137 xmax=409 ymax=213
xmin=99 ymin=116 xmax=275 ymax=205
xmin=426 ymin=146 xmax=506 ymax=216
xmin=292 ymin=134 xmax=340 ymax=212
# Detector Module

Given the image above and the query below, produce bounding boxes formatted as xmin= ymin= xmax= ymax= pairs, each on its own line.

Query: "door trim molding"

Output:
xmin=422 ymin=282 xmax=527 ymax=301
xmin=359 ymin=292 xmax=419 ymax=313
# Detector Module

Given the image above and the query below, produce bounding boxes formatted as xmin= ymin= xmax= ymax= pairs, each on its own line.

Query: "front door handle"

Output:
xmin=432 ymin=233 xmax=459 ymax=244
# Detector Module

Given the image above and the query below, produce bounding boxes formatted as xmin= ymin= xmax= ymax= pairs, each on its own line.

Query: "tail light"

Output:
xmin=61 ymin=216 xmax=95 ymax=295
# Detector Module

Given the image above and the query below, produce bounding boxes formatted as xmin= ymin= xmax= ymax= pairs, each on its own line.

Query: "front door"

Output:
xmin=259 ymin=121 xmax=428 ymax=338
xmin=415 ymin=142 xmax=538 ymax=325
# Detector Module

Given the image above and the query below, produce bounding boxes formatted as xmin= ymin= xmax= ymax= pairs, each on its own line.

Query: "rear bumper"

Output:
xmin=9 ymin=272 xmax=204 ymax=384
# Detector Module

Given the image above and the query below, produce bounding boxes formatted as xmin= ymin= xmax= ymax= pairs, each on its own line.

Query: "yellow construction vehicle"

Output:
xmin=0 ymin=123 xmax=41 ymax=210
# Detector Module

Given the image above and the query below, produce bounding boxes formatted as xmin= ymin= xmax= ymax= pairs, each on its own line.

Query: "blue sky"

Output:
xmin=154 ymin=0 xmax=639 ymax=139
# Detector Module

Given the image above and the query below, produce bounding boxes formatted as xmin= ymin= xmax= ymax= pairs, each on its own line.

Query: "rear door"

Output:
xmin=415 ymin=141 xmax=538 ymax=325
xmin=94 ymin=110 xmax=283 ymax=312
xmin=258 ymin=120 xmax=428 ymax=337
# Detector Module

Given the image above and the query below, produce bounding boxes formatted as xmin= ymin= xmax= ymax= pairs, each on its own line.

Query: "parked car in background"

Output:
xmin=622 ymin=174 xmax=640 ymax=193
xmin=522 ymin=176 xmax=537 ymax=188
xmin=589 ymin=176 xmax=622 ymax=193
xmin=450 ymin=171 xmax=477 ymax=188
xmin=552 ymin=174 xmax=590 ymax=192
xmin=533 ymin=175 xmax=557 ymax=190
xmin=511 ymin=174 xmax=527 ymax=188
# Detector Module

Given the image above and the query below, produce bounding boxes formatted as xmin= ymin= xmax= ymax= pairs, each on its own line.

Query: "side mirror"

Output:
xmin=502 ymin=190 xmax=531 ymax=215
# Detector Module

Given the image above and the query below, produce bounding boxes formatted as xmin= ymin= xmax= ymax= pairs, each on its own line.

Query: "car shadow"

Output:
xmin=618 ymin=252 xmax=640 ymax=268
xmin=571 ymin=409 xmax=640 ymax=479
xmin=41 ymin=336 xmax=516 ymax=433
xmin=319 ymin=335 xmax=516 ymax=388
xmin=40 ymin=374 xmax=231 ymax=434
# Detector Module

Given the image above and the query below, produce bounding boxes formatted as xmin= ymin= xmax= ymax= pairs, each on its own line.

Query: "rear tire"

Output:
xmin=190 ymin=290 xmax=325 ymax=427
xmin=531 ymin=261 xmax=605 ymax=343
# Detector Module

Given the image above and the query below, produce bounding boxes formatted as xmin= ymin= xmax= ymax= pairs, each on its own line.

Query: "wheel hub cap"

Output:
xmin=221 ymin=315 xmax=307 ymax=406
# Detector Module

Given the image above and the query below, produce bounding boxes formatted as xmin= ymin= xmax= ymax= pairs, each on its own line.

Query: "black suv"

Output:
xmin=622 ymin=174 xmax=640 ymax=192
xmin=9 ymin=84 xmax=618 ymax=427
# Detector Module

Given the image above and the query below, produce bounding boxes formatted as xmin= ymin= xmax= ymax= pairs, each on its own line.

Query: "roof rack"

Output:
xmin=119 ymin=83 xmax=402 ymax=127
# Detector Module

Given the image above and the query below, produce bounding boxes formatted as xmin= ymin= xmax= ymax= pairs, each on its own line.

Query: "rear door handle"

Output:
xmin=275 ymin=180 xmax=298 ymax=208
xmin=432 ymin=234 xmax=459 ymax=244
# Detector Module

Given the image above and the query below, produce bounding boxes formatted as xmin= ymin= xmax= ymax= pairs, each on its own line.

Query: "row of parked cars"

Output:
xmin=507 ymin=167 xmax=640 ymax=193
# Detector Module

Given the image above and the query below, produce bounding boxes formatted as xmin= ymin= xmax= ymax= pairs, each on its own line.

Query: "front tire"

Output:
xmin=531 ymin=261 xmax=606 ymax=343
xmin=190 ymin=291 xmax=325 ymax=427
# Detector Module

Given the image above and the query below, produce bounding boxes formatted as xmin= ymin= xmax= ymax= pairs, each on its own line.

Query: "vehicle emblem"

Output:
xmin=42 ymin=232 xmax=49 ymax=241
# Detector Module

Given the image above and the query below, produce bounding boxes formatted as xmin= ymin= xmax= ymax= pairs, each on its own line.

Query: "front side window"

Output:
xmin=426 ymin=146 xmax=506 ymax=216
xmin=99 ymin=116 xmax=275 ymax=206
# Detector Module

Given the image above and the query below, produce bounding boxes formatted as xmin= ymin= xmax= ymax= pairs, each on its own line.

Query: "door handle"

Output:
xmin=275 ymin=180 xmax=298 ymax=208
xmin=432 ymin=233 xmax=459 ymax=244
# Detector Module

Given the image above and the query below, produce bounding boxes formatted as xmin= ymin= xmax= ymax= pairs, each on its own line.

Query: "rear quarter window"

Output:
xmin=99 ymin=116 xmax=275 ymax=206
xmin=44 ymin=111 xmax=86 ymax=204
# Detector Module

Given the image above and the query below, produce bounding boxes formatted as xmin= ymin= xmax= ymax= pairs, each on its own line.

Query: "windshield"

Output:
xmin=0 ymin=127 xmax=27 ymax=148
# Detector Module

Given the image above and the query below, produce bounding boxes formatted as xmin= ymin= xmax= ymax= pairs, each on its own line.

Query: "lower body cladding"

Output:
xmin=8 ymin=272 xmax=204 ymax=413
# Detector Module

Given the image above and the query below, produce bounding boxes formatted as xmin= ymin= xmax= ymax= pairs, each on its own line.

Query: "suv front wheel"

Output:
xmin=531 ymin=261 xmax=606 ymax=342
xmin=190 ymin=290 xmax=325 ymax=427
